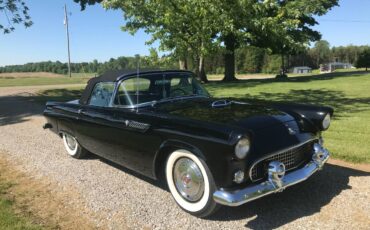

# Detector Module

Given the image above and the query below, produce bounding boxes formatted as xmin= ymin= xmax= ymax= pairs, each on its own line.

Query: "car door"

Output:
xmin=76 ymin=81 xmax=117 ymax=157
xmin=76 ymin=80 xmax=161 ymax=177
xmin=106 ymin=108 xmax=161 ymax=176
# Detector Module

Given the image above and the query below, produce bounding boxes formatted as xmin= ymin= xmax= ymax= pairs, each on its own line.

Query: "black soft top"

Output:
xmin=79 ymin=69 xmax=192 ymax=105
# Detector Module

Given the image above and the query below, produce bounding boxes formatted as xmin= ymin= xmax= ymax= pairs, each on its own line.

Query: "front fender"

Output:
xmin=273 ymin=103 xmax=334 ymax=133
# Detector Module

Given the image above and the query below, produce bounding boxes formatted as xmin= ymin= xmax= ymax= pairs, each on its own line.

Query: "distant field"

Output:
xmin=0 ymin=72 xmax=63 ymax=78
xmin=0 ymin=72 xmax=95 ymax=78
xmin=0 ymin=72 xmax=94 ymax=87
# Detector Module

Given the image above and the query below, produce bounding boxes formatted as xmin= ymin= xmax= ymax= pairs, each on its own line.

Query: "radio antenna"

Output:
xmin=136 ymin=55 xmax=140 ymax=113
xmin=64 ymin=4 xmax=72 ymax=78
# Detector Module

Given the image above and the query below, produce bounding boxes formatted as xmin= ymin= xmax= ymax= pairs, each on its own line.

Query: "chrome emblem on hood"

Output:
xmin=288 ymin=127 xmax=296 ymax=135
xmin=285 ymin=123 xmax=297 ymax=135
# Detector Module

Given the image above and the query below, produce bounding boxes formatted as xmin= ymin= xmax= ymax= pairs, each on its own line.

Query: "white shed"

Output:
xmin=291 ymin=66 xmax=312 ymax=74
xmin=320 ymin=62 xmax=354 ymax=73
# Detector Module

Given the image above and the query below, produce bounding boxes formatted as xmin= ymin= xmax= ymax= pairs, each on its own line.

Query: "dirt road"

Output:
xmin=0 ymin=86 xmax=369 ymax=229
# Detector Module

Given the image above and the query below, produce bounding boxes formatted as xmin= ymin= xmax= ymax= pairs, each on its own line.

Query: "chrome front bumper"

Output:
xmin=213 ymin=143 xmax=330 ymax=206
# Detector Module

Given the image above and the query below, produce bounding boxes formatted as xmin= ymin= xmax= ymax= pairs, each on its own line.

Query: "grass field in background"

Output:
xmin=0 ymin=72 xmax=93 ymax=87
xmin=33 ymin=71 xmax=370 ymax=164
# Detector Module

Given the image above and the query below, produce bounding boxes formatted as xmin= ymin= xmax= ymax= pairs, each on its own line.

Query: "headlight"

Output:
xmin=235 ymin=137 xmax=250 ymax=159
xmin=322 ymin=114 xmax=331 ymax=130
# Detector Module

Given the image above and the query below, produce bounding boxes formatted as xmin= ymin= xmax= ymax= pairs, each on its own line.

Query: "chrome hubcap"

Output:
xmin=65 ymin=134 xmax=77 ymax=150
xmin=173 ymin=158 xmax=204 ymax=202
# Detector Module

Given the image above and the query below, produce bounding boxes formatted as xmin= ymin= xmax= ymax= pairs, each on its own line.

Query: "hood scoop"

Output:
xmin=211 ymin=100 xmax=248 ymax=108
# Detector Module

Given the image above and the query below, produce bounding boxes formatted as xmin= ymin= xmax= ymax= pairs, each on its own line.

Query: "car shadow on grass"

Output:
xmin=208 ymin=164 xmax=370 ymax=228
xmin=226 ymin=89 xmax=370 ymax=120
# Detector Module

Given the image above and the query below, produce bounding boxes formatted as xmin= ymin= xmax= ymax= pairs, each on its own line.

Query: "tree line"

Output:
xmin=174 ymin=40 xmax=370 ymax=74
xmin=1 ymin=41 xmax=369 ymax=76
xmin=0 ymin=54 xmax=174 ymax=75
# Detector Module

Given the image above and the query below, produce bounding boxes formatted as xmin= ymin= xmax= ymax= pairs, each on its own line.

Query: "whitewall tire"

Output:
xmin=165 ymin=149 xmax=219 ymax=217
xmin=62 ymin=133 xmax=87 ymax=159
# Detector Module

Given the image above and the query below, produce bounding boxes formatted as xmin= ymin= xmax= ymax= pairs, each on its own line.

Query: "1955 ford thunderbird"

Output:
xmin=43 ymin=70 xmax=333 ymax=217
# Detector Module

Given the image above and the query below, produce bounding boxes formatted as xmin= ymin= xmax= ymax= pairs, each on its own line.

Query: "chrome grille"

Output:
xmin=250 ymin=141 xmax=314 ymax=181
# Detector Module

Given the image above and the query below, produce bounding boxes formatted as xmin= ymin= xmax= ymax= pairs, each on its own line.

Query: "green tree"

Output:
xmin=236 ymin=46 xmax=266 ymax=73
xmin=210 ymin=0 xmax=338 ymax=80
xmin=109 ymin=0 xmax=222 ymax=82
xmin=73 ymin=0 xmax=103 ymax=10
xmin=262 ymin=54 xmax=282 ymax=74
xmin=251 ymin=1 xmax=339 ymax=76
xmin=74 ymin=0 xmax=338 ymax=82
xmin=311 ymin=40 xmax=331 ymax=67
xmin=356 ymin=49 xmax=370 ymax=71
xmin=0 ymin=0 xmax=32 ymax=34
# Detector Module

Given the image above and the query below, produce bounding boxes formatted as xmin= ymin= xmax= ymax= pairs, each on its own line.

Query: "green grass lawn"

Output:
xmin=0 ymin=73 xmax=93 ymax=87
xmin=0 ymin=77 xmax=88 ymax=87
xmin=35 ymin=71 xmax=370 ymax=163
xmin=0 ymin=182 xmax=42 ymax=230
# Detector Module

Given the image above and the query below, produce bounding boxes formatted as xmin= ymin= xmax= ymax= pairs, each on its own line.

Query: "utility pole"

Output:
xmin=64 ymin=4 xmax=72 ymax=78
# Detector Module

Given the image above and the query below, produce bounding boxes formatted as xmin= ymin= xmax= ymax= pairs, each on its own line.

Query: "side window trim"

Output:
xmin=112 ymin=76 xmax=153 ymax=109
xmin=111 ymin=72 xmax=204 ymax=109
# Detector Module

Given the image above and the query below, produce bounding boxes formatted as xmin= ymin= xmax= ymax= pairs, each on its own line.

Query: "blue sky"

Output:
xmin=0 ymin=0 xmax=369 ymax=66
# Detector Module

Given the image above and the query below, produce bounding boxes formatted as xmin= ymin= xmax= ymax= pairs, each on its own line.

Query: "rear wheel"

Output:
xmin=165 ymin=149 xmax=219 ymax=218
xmin=62 ymin=133 xmax=87 ymax=159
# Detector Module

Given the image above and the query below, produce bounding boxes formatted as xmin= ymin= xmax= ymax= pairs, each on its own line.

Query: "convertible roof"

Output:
xmin=79 ymin=69 xmax=192 ymax=105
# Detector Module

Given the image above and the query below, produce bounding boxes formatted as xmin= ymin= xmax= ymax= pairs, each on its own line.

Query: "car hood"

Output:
xmin=154 ymin=97 xmax=295 ymax=131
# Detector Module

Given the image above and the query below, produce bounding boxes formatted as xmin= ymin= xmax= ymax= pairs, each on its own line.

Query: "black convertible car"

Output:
xmin=43 ymin=70 xmax=332 ymax=217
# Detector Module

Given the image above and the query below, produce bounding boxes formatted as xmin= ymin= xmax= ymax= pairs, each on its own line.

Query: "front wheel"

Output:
xmin=165 ymin=149 xmax=219 ymax=218
xmin=62 ymin=133 xmax=87 ymax=159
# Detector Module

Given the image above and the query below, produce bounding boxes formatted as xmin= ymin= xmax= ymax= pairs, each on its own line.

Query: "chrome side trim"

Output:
xmin=248 ymin=138 xmax=316 ymax=182
xmin=213 ymin=143 xmax=329 ymax=207
xmin=211 ymin=100 xmax=232 ymax=108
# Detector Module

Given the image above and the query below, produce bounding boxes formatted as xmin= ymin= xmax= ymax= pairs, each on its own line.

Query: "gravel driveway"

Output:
xmin=0 ymin=86 xmax=369 ymax=229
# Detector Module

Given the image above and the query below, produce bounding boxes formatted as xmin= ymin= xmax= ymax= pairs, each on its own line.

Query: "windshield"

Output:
xmin=114 ymin=72 xmax=209 ymax=107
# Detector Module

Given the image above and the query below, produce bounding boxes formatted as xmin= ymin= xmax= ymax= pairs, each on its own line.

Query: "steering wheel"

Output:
xmin=170 ymin=88 xmax=187 ymax=97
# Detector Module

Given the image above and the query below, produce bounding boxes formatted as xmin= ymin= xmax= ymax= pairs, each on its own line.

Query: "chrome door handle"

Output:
xmin=78 ymin=109 xmax=87 ymax=115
